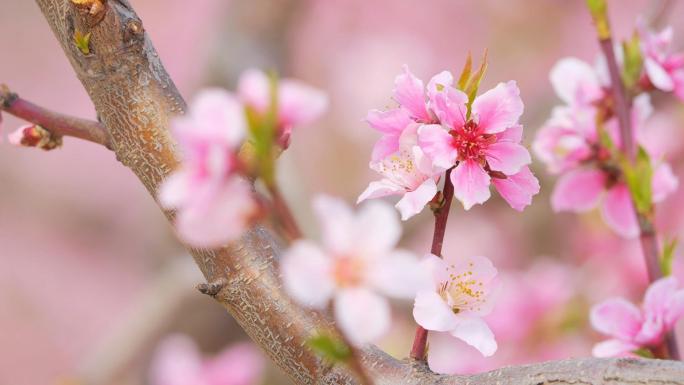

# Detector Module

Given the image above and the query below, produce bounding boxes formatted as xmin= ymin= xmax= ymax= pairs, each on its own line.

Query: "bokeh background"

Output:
xmin=2 ymin=1 xmax=684 ymax=384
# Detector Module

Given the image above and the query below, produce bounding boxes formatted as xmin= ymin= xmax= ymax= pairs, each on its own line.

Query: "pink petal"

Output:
xmin=652 ymin=162 xmax=678 ymax=203
xmin=334 ymin=288 xmax=390 ymax=346
xmin=366 ymin=108 xmax=412 ymax=135
xmin=643 ymin=276 xmax=679 ymax=318
xmin=590 ymin=298 xmax=643 ymax=340
xmin=592 ymin=339 xmax=639 ymax=358
xmin=279 ymin=78 xmax=329 ymax=128
xmin=645 ymin=58 xmax=675 ymax=91
xmin=430 ymin=86 xmax=468 ymax=129
xmin=471 ymin=81 xmax=524 ymax=134
xmin=357 ymin=179 xmax=404 ymax=203
xmin=149 ymin=335 xmax=204 ymax=385
xmin=413 ymin=290 xmax=458 ymax=332
xmin=665 ymin=290 xmax=684 ymax=327
xmin=426 ymin=71 xmax=455 ymax=101
xmin=426 ymin=332 xmax=482 ymax=375
xmin=395 ymin=178 xmax=438 ymax=220
xmin=394 ymin=65 xmax=430 ymax=122
xmin=281 ymin=241 xmax=334 ymax=309
xmin=203 ymin=343 xmax=265 ymax=385
xmin=450 ymin=316 xmax=497 ymax=357
xmin=484 ymin=142 xmax=531 ymax=175
xmin=369 ymin=250 xmax=429 ymax=299
xmin=417 ymin=124 xmax=457 ymax=169
xmin=189 ymin=88 xmax=247 ymax=148
xmin=600 ymin=184 xmax=639 ymax=238
xmin=422 ymin=253 xmax=450 ymax=286
xmin=551 ymin=169 xmax=605 ymax=212
xmin=313 ymin=195 xmax=355 ymax=255
xmin=353 ymin=200 xmax=401 ymax=257
xmin=550 ymin=57 xmax=603 ymax=105
xmin=158 ymin=171 xmax=190 ymax=209
xmin=237 ymin=68 xmax=270 ymax=112
xmin=176 ymin=177 xmax=256 ymax=247
xmin=371 ymin=134 xmax=401 ymax=162
xmin=496 ymin=124 xmax=523 ymax=143
xmin=492 ymin=166 xmax=540 ymax=211
xmin=451 ymin=160 xmax=491 ymax=210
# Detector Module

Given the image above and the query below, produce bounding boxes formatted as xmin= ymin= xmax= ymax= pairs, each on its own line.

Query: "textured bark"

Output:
xmin=30 ymin=1 xmax=684 ymax=384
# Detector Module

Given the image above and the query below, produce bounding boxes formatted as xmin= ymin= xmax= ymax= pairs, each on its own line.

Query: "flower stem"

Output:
xmin=266 ymin=183 xmax=302 ymax=240
xmin=590 ymin=3 xmax=680 ymax=360
xmin=410 ymin=168 xmax=455 ymax=361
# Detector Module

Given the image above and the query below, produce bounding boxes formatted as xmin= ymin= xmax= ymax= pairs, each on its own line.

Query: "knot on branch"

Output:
xmin=196 ymin=278 xmax=228 ymax=297
xmin=0 ymin=84 xmax=18 ymax=108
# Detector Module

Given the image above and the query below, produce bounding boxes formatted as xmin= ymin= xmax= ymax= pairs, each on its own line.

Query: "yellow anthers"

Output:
xmin=73 ymin=30 xmax=92 ymax=55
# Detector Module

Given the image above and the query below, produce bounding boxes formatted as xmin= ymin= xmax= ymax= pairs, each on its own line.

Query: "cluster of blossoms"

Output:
xmin=359 ymin=65 xmax=540 ymax=219
xmin=150 ymin=334 xmax=264 ymax=385
xmin=159 ymin=69 xmax=327 ymax=247
xmin=534 ymin=24 xmax=681 ymax=238
xmin=591 ymin=277 xmax=684 ymax=357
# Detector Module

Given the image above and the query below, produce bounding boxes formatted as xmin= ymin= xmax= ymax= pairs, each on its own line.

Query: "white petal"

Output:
xmin=413 ymin=290 xmax=458 ymax=332
xmin=281 ymin=241 xmax=334 ymax=309
xmin=369 ymin=250 xmax=429 ymax=299
xmin=450 ymin=317 xmax=498 ymax=357
xmin=334 ymin=288 xmax=390 ymax=346
xmin=395 ymin=179 xmax=438 ymax=220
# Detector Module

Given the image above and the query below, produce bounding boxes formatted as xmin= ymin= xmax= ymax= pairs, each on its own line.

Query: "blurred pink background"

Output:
xmin=2 ymin=1 xmax=684 ymax=384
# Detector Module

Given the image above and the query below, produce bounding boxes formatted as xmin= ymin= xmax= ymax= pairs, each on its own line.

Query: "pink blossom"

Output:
xmin=413 ymin=253 xmax=499 ymax=365
xmin=159 ymin=89 xmax=258 ymax=247
xmin=638 ymin=23 xmax=684 ymax=100
xmin=237 ymin=68 xmax=328 ymax=146
xmin=542 ymin=94 xmax=678 ymax=238
xmin=358 ymin=123 xmax=441 ymax=220
xmin=590 ymin=276 xmax=684 ymax=357
xmin=549 ymin=57 xmax=607 ymax=109
xmin=281 ymin=196 xmax=427 ymax=346
xmin=149 ymin=334 xmax=264 ymax=385
xmin=418 ymin=81 xmax=539 ymax=210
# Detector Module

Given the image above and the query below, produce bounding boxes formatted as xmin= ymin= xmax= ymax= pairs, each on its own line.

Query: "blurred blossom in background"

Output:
xmin=2 ymin=1 xmax=684 ymax=384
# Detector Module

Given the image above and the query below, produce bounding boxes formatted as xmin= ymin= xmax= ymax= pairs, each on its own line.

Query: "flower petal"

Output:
xmin=643 ymin=276 xmax=679 ymax=318
xmin=313 ymin=195 xmax=355 ymax=255
xmin=665 ymin=290 xmax=684 ymax=328
xmin=394 ymin=65 xmax=430 ymax=122
xmin=592 ymin=339 xmax=639 ymax=358
xmin=279 ymin=78 xmax=329 ymax=128
xmin=485 ymin=142 xmax=531 ymax=175
xmin=492 ymin=166 xmax=540 ymax=211
xmin=369 ymin=250 xmax=429 ymax=299
xmin=371 ymin=134 xmax=401 ymax=162
xmin=645 ymin=58 xmax=675 ymax=91
xmin=430 ymin=86 xmax=468 ymax=129
xmin=451 ymin=160 xmax=491 ymax=210
xmin=354 ymin=200 xmax=401 ymax=257
xmin=149 ymin=334 xmax=203 ymax=385
xmin=450 ymin=316 xmax=498 ymax=357
xmin=652 ymin=162 xmax=678 ymax=203
xmin=395 ymin=178 xmax=438 ymax=220
xmin=549 ymin=57 xmax=603 ymax=105
xmin=496 ymin=124 xmax=523 ymax=143
xmin=551 ymin=169 xmax=605 ymax=212
xmin=366 ymin=108 xmax=413 ymax=134
xmin=472 ymin=81 xmax=524 ymax=134
xmin=413 ymin=290 xmax=458 ymax=332
xmin=357 ymin=179 xmax=404 ymax=203
xmin=335 ymin=288 xmax=390 ymax=346
xmin=418 ymin=124 xmax=457 ymax=169
xmin=158 ymin=171 xmax=190 ymax=209
xmin=191 ymin=88 xmax=247 ymax=147
xmin=281 ymin=241 xmax=334 ymax=309
xmin=600 ymin=184 xmax=639 ymax=238
xmin=590 ymin=298 xmax=643 ymax=340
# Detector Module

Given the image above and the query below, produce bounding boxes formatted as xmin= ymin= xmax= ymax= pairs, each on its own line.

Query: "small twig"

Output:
xmin=1 ymin=84 xmax=111 ymax=148
xmin=410 ymin=168 xmax=455 ymax=361
xmin=196 ymin=277 xmax=228 ymax=297
xmin=266 ymin=183 xmax=302 ymax=240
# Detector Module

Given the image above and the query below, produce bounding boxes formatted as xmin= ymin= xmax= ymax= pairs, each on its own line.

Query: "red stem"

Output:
xmin=1 ymin=85 xmax=110 ymax=148
xmin=410 ymin=168 xmax=454 ymax=361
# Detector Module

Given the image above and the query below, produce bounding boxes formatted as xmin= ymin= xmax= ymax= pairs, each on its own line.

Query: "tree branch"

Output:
xmin=0 ymin=84 xmax=110 ymax=148
xmin=26 ymin=0 xmax=684 ymax=383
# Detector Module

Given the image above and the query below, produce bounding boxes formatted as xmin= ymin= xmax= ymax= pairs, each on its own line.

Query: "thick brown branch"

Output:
xmin=0 ymin=84 xmax=110 ymax=148
xmin=29 ymin=0 xmax=684 ymax=383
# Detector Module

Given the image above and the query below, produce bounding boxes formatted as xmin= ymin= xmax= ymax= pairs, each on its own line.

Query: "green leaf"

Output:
xmin=245 ymin=71 xmax=279 ymax=185
xmin=622 ymin=146 xmax=653 ymax=215
xmin=457 ymin=52 xmax=473 ymax=91
xmin=585 ymin=0 xmax=610 ymax=39
xmin=622 ymin=33 xmax=643 ymax=91
xmin=661 ymin=237 xmax=678 ymax=277
xmin=74 ymin=30 xmax=91 ymax=55
xmin=633 ymin=347 xmax=655 ymax=358
xmin=307 ymin=334 xmax=351 ymax=363
xmin=464 ymin=50 xmax=488 ymax=118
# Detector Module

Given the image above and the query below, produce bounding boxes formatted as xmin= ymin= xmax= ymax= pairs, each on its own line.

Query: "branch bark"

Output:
xmin=28 ymin=0 xmax=684 ymax=384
